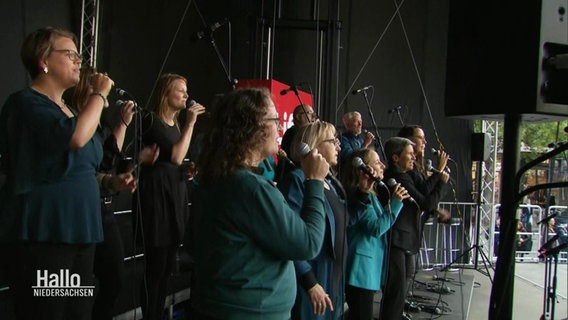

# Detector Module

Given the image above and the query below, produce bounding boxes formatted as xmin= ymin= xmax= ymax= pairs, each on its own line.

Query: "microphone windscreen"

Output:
xmin=352 ymin=157 xmax=365 ymax=168
xmin=115 ymin=99 xmax=125 ymax=107
xmin=387 ymin=178 xmax=397 ymax=188
xmin=298 ymin=142 xmax=311 ymax=157
xmin=186 ymin=99 xmax=196 ymax=108
xmin=115 ymin=88 xmax=127 ymax=96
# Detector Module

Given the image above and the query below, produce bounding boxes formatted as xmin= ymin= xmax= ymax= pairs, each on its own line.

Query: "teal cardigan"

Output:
xmin=345 ymin=188 xmax=402 ymax=291
xmin=190 ymin=169 xmax=326 ymax=319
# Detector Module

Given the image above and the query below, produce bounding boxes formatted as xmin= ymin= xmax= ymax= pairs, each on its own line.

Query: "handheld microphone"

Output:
xmin=431 ymin=148 xmax=454 ymax=162
xmin=387 ymin=178 xmax=417 ymax=204
xmin=192 ymin=19 xmax=228 ymax=41
xmin=352 ymin=157 xmax=384 ymax=187
xmin=426 ymin=159 xmax=442 ymax=174
xmin=298 ymin=142 xmax=333 ymax=180
xmin=387 ymin=106 xmax=402 ymax=114
xmin=115 ymin=99 xmax=144 ymax=113
xmin=186 ymin=99 xmax=197 ymax=108
xmin=351 ymin=85 xmax=372 ymax=95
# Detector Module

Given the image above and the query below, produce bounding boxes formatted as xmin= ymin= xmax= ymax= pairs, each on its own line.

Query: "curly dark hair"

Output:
xmin=197 ymin=87 xmax=272 ymax=184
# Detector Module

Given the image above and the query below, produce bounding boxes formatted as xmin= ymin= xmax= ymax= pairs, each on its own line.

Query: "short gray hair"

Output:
xmin=384 ymin=137 xmax=414 ymax=166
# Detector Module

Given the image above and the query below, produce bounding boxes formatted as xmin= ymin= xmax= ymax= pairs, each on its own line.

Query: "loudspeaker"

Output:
xmin=471 ymin=133 xmax=491 ymax=162
xmin=444 ymin=1 xmax=568 ymax=121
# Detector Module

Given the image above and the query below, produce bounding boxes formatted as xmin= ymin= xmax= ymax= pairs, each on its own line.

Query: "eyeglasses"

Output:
xmin=321 ymin=137 xmax=340 ymax=145
xmin=264 ymin=117 xmax=281 ymax=127
xmin=51 ymin=49 xmax=82 ymax=62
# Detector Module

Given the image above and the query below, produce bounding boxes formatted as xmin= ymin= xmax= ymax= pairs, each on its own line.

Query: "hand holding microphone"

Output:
xmin=298 ymin=142 xmax=330 ymax=181
xmin=362 ymin=130 xmax=375 ymax=148
xmin=115 ymin=100 xmax=136 ymax=126
xmin=352 ymin=157 xmax=383 ymax=192
xmin=185 ymin=99 xmax=206 ymax=126
xmin=426 ymin=159 xmax=450 ymax=183
xmin=386 ymin=178 xmax=412 ymax=202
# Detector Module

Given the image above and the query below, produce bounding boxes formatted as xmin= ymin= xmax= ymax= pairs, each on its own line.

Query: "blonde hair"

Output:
xmin=290 ymin=121 xmax=336 ymax=163
xmin=153 ymin=73 xmax=187 ymax=127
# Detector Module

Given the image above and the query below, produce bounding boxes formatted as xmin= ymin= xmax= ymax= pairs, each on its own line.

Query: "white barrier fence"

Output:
xmin=419 ymin=203 xmax=568 ymax=271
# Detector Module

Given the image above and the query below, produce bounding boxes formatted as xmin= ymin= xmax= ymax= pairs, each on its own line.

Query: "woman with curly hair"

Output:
xmin=189 ymin=87 xmax=330 ymax=319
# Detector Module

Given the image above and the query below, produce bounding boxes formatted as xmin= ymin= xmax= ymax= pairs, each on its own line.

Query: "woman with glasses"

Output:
xmin=279 ymin=121 xmax=348 ymax=320
xmin=133 ymin=73 xmax=205 ymax=320
xmin=189 ymin=87 xmax=330 ymax=319
xmin=0 ymin=27 xmax=114 ymax=319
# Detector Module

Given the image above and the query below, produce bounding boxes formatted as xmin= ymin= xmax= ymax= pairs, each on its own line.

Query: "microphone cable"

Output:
xmin=142 ymin=0 xmax=194 ymax=110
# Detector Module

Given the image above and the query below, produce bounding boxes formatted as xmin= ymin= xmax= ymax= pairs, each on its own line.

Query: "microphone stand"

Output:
xmin=291 ymin=87 xmax=310 ymax=121
xmin=205 ymin=30 xmax=237 ymax=90
xmin=362 ymin=90 xmax=386 ymax=161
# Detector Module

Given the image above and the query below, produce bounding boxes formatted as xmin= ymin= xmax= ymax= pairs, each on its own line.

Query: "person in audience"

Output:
xmin=133 ymin=73 xmax=206 ymax=320
xmin=340 ymin=148 xmax=407 ymax=320
xmin=339 ymin=111 xmax=375 ymax=164
xmin=279 ymin=121 xmax=347 ymax=319
xmin=67 ymin=65 xmax=137 ymax=320
xmin=0 ymin=26 xmax=113 ymax=320
xmin=189 ymin=87 xmax=329 ymax=319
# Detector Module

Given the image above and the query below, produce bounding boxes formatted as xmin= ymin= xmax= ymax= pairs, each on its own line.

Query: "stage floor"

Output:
xmin=373 ymin=269 xmax=475 ymax=319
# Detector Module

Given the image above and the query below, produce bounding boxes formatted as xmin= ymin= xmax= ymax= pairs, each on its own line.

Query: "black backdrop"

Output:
xmin=0 ymin=0 xmax=476 ymax=318
xmin=0 ymin=1 xmax=474 ymax=203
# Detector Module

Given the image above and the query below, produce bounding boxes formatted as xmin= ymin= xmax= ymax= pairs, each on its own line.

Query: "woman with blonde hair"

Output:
xmin=134 ymin=73 xmax=206 ymax=320
xmin=280 ymin=121 xmax=348 ymax=319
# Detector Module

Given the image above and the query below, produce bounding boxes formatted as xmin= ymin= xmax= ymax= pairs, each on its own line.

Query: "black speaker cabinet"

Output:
xmin=471 ymin=132 xmax=491 ymax=162
xmin=444 ymin=1 xmax=568 ymax=121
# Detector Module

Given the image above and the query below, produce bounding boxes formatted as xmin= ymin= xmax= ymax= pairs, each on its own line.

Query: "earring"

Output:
xmin=43 ymin=66 xmax=48 ymax=74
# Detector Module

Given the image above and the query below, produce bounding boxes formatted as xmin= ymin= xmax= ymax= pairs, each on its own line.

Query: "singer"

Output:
xmin=341 ymin=149 xmax=407 ymax=320
xmin=339 ymin=111 xmax=375 ymax=165
xmin=68 ymin=66 xmax=138 ymax=320
xmin=380 ymin=134 xmax=450 ymax=320
xmin=0 ymin=27 xmax=114 ymax=319
xmin=133 ymin=73 xmax=205 ymax=320
xmin=189 ymin=88 xmax=329 ymax=319
xmin=278 ymin=121 xmax=347 ymax=319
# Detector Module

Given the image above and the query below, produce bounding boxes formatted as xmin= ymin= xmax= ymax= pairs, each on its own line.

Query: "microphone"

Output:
xmin=115 ymin=99 xmax=144 ymax=113
xmin=431 ymin=148 xmax=454 ymax=162
xmin=280 ymin=86 xmax=298 ymax=96
xmin=352 ymin=157 xmax=384 ymax=187
xmin=298 ymin=142 xmax=333 ymax=180
xmin=426 ymin=159 xmax=442 ymax=174
xmin=186 ymin=99 xmax=196 ymax=108
xmin=387 ymin=106 xmax=402 ymax=114
xmin=387 ymin=178 xmax=417 ymax=204
xmin=351 ymin=85 xmax=372 ymax=95
xmin=537 ymin=212 xmax=557 ymax=225
xmin=192 ymin=19 xmax=228 ymax=41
